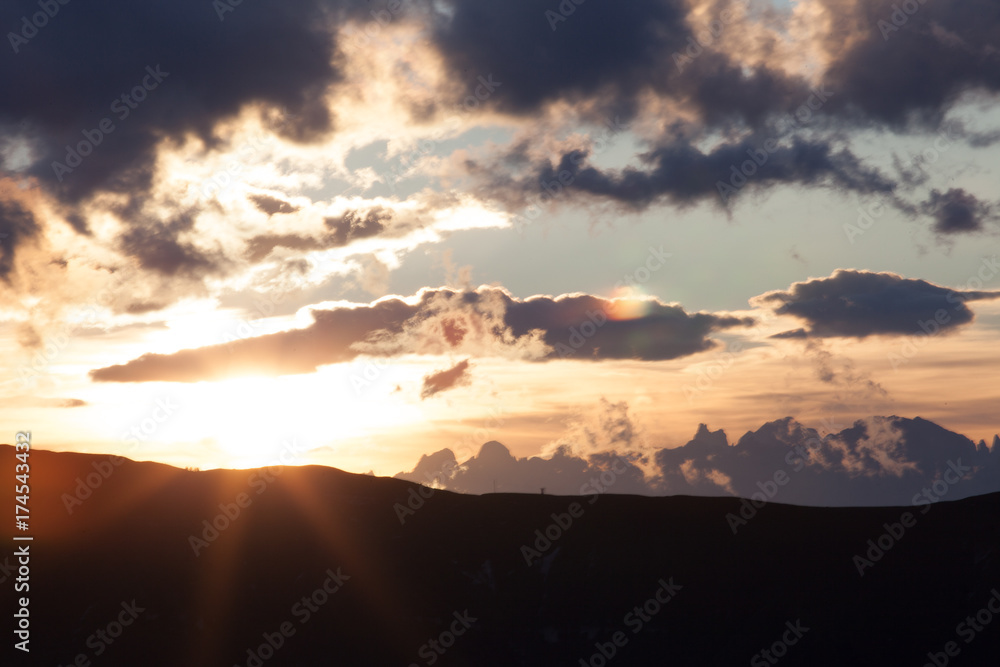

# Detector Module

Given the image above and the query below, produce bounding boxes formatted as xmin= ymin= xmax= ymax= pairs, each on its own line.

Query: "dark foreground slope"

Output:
xmin=3 ymin=446 xmax=999 ymax=666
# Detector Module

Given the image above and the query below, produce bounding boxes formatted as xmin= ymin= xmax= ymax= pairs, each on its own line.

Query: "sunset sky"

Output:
xmin=1 ymin=0 xmax=998 ymax=483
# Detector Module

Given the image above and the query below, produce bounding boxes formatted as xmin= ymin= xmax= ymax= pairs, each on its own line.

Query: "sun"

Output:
xmin=173 ymin=367 xmax=424 ymax=469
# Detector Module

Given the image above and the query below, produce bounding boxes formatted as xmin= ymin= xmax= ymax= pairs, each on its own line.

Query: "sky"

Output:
xmin=1 ymin=0 xmax=999 ymax=500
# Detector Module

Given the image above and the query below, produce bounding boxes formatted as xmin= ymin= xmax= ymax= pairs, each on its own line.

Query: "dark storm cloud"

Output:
xmin=919 ymin=188 xmax=993 ymax=235
xmin=249 ymin=193 xmax=300 ymax=216
xmin=433 ymin=0 xmax=813 ymax=127
xmin=432 ymin=0 xmax=688 ymax=119
xmin=433 ymin=0 xmax=1000 ymax=131
xmin=757 ymin=270 xmax=1000 ymax=338
xmin=0 ymin=1 xmax=360 ymax=202
xmin=420 ymin=358 xmax=472 ymax=399
xmin=0 ymin=0 xmax=396 ymax=283
xmin=2 ymin=0 xmax=994 ymax=286
xmin=88 ymin=287 xmax=752 ymax=382
xmin=435 ymin=0 xmax=1000 ymax=235
xmin=822 ymin=0 xmax=1000 ymax=127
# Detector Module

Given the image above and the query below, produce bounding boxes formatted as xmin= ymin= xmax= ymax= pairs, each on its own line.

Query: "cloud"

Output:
xmin=799 ymin=339 xmax=890 ymax=413
xmin=0 ymin=183 xmax=40 ymax=282
xmin=0 ymin=0 xmax=390 ymax=290
xmin=920 ymin=188 xmax=994 ymax=235
xmin=244 ymin=233 xmax=326 ymax=262
xmin=653 ymin=416 xmax=1000 ymax=506
xmin=244 ymin=207 xmax=395 ymax=262
xmin=420 ymin=358 xmax=472 ymax=399
xmin=395 ymin=440 xmax=651 ymax=496
xmin=432 ymin=0 xmax=819 ymax=128
xmin=89 ymin=294 xmax=418 ymax=383
xmin=118 ymin=210 xmax=227 ymax=278
xmin=4 ymin=396 xmax=88 ymax=409
xmin=398 ymin=398 xmax=651 ymax=495
xmin=89 ymin=286 xmax=752 ymax=382
xmin=757 ymin=270 xmax=1000 ymax=338
xmin=432 ymin=0 xmax=678 ymax=118
xmin=440 ymin=0 xmax=1000 ymax=235
xmin=396 ymin=411 xmax=1000 ymax=505
xmin=4 ymin=0 xmax=997 ymax=324
xmin=542 ymin=398 xmax=646 ymax=459
xmin=2 ymin=0 xmax=996 ymax=303
xmin=469 ymin=137 xmax=897 ymax=214
xmin=822 ymin=0 xmax=1000 ymax=126
xmin=1 ymin=1 xmax=348 ymax=203
xmin=248 ymin=193 xmax=300 ymax=216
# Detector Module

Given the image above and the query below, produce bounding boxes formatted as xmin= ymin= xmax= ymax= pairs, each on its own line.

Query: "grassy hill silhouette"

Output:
xmin=3 ymin=445 xmax=998 ymax=666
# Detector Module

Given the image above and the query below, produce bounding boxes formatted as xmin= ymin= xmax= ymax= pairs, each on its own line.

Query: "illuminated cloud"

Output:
xmin=420 ymin=358 xmax=472 ymax=399
xmin=88 ymin=287 xmax=753 ymax=382
xmin=653 ymin=415 xmax=1000 ymax=505
xmin=397 ymin=413 xmax=1000 ymax=505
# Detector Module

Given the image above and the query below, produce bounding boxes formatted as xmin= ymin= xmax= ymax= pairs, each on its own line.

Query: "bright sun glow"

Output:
xmin=172 ymin=367 xmax=424 ymax=469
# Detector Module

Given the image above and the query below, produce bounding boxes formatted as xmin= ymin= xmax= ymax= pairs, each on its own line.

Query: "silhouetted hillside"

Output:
xmin=3 ymin=445 xmax=999 ymax=666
